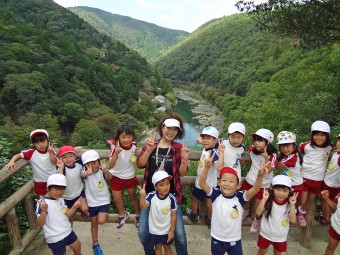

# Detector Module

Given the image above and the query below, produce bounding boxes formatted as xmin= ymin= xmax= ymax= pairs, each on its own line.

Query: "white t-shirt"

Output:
xmin=208 ymin=188 xmax=247 ymax=242
xmin=245 ymin=146 xmax=277 ymax=188
xmin=145 ymin=191 xmax=177 ymax=235
xmin=277 ymin=153 xmax=303 ymax=186
xmin=35 ymin=196 xmax=71 ymax=243
xmin=331 ymin=194 xmax=340 ymax=234
xmin=63 ymin=161 xmax=84 ymax=200
xmin=324 ymin=152 xmax=340 ymax=188
xmin=299 ymin=142 xmax=332 ymax=181
xmin=260 ymin=200 xmax=290 ymax=242
xmin=82 ymin=168 xmax=110 ymax=207
xmin=195 ymin=148 xmax=219 ymax=189
xmin=109 ymin=142 xmax=137 ymax=179
xmin=21 ymin=149 xmax=57 ymax=182
xmin=221 ymin=139 xmax=245 ymax=180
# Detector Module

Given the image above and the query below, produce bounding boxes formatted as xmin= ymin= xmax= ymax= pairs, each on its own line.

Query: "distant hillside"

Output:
xmin=68 ymin=6 xmax=189 ymax=62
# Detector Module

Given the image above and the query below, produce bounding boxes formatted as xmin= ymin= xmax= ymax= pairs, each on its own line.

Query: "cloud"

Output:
xmin=53 ymin=0 xmax=79 ymax=7
xmin=136 ymin=0 xmax=165 ymax=10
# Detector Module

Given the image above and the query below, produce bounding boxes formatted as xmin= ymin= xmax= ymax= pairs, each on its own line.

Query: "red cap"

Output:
xmin=220 ymin=167 xmax=238 ymax=181
xmin=58 ymin=145 xmax=76 ymax=157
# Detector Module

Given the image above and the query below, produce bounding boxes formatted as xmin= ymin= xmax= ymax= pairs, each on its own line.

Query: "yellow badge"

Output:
xmin=61 ymin=206 xmax=68 ymax=214
xmin=130 ymin=155 xmax=137 ymax=164
xmin=230 ymin=209 xmax=239 ymax=219
xmin=98 ymin=181 xmax=105 ymax=190
xmin=161 ymin=207 xmax=170 ymax=215
xmin=328 ymin=161 xmax=335 ymax=171
xmin=198 ymin=159 xmax=204 ymax=168
xmin=281 ymin=218 xmax=289 ymax=228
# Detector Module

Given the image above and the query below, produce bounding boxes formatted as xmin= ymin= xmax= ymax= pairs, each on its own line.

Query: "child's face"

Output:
xmin=47 ymin=186 xmax=66 ymax=199
xmin=279 ymin=143 xmax=295 ymax=156
xmin=253 ymin=137 xmax=266 ymax=152
xmin=161 ymin=126 xmax=179 ymax=141
xmin=273 ymin=187 xmax=290 ymax=203
xmin=86 ymin=160 xmax=100 ymax=172
xmin=33 ymin=139 xmax=49 ymax=152
xmin=154 ymin=178 xmax=171 ymax=197
xmin=218 ymin=173 xmax=240 ymax=196
xmin=312 ymin=132 xmax=327 ymax=147
xmin=228 ymin=132 xmax=244 ymax=147
xmin=118 ymin=132 xmax=134 ymax=147
xmin=201 ymin=135 xmax=217 ymax=149
xmin=61 ymin=153 xmax=76 ymax=167
xmin=336 ymin=140 xmax=340 ymax=153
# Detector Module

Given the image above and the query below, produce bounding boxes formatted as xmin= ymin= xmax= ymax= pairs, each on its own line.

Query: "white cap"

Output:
xmin=251 ymin=128 xmax=274 ymax=143
xmin=47 ymin=174 xmax=67 ymax=187
xmin=277 ymin=131 xmax=296 ymax=144
xmin=152 ymin=171 xmax=173 ymax=185
xmin=311 ymin=121 xmax=330 ymax=133
xmin=30 ymin=129 xmax=49 ymax=139
xmin=272 ymin=175 xmax=292 ymax=188
xmin=163 ymin=118 xmax=182 ymax=130
xmin=228 ymin=122 xmax=246 ymax=135
xmin=200 ymin=126 xmax=219 ymax=139
xmin=337 ymin=134 xmax=340 ymax=138
xmin=81 ymin=150 xmax=100 ymax=164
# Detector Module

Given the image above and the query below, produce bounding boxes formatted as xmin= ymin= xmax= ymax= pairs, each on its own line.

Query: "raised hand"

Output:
xmin=195 ymin=137 xmax=202 ymax=144
xmin=260 ymin=146 xmax=268 ymax=158
xmin=56 ymin=157 xmax=64 ymax=169
xmin=180 ymin=140 xmax=189 ymax=160
xmin=115 ymin=140 xmax=122 ymax=155
xmin=138 ymin=184 xmax=147 ymax=199
xmin=289 ymin=192 xmax=298 ymax=205
xmin=35 ymin=197 xmax=48 ymax=212
xmin=321 ymin=190 xmax=330 ymax=199
xmin=218 ymin=139 xmax=225 ymax=153
xmin=204 ymin=151 xmax=216 ymax=168
xmin=101 ymin=160 xmax=108 ymax=173
xmin=47 ymin=142 xmax=54 ymax=153
xmin=86 ymin=163 xmax=93 ymax=176
xmin=258 ymin=160 xmax=271 ymax=176
xmin=146 ymin=130 xmax=156 ymax=152
xmin=262 ymin=188 xmax=269 ymax=200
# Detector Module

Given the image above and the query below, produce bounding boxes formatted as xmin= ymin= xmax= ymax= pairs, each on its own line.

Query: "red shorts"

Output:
xmin=110 ymin=176 xmax=138 ymax=191
xmin=329 ymin=225 xmax=340 ymax=241
xmin=34 ymin=182 xmax=47 ymax=196
xmin=257 ymin=234 xmax=287 ymax=252
xmin=292 ymin=184 xmax=304 ymax=198
xmin=321 ymin=183 xmax=340 ymax=200
xmin=241 ymin=180 xmax=264 ymax=200
xmin=302 ymin=178 xmax=323 ymax=194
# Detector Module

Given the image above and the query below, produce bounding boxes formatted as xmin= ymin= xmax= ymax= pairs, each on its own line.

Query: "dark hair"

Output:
xmin=31 ymin=134 xmax=48 ymax=144
xmin=310 ymin=131 xmax=331 ymax=148
xmin=265 ymin=185 xmax=292 ymax=219
xmin=252 ymin=135 xmax=277 ymax=155
xmin=115 ymin=125 xmax=135 ymax=141
xmin=47 ymin=185 xmax=66 ymax=190
xmin=156 ymin=112 xmax=185 ymax=140
xmin=277 ymin=143 xmax=303 ymax=165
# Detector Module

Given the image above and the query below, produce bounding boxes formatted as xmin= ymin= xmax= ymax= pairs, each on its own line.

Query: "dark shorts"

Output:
xmin=302 ymin=178 xmax=323 ymax=194
xmin=64 ymin=190 xmax=86 ymax=209
xmin=88 ymin=204 xmax=110 ymax=217
xmin=150 ymin=233 xmax=173 ymax=247
xmin=110 ymin=176 xmax=139 ymax=191
xmin=211 ymin=237 xmax=243 ymax=255
xmin=241 ymin=180 xmax=264 ymax=200
xmin=47 ymin=230 xmax=78 ymax=255
xmin=192 ymin=186 xmax=209 ymax=201
xmin=329 ymin=225 xmax=340 ymax=241
xmin=257 ymin=234 xmax=287 ymax=252
xmin=34 ymin=182 xmax=47 ymax=196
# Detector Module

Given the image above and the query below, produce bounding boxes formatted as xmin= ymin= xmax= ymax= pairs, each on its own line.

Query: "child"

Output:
xmin=321 ymin=190 xmax=340 ymax=255
xmin=215 ymin=122 xmax=246 ymax=181
xmin=297 ymin=120 xmax=332 ymax=227
xmin=199 ymin=151 xmax=267 ymax=255
xmin=108 ymin=125 xmax=140 ymax=229
xmin=241 ymin=128 xmax=277 ymax=234
xmin=140 ymin=171 xmax=177 ymax=255
xmin=255 ymin=175 xmax=298 ymax=255
xmin=186 ymin=126 xmax=219 ymax=228
xmin=276 ymin=131 xmax=304 ymax=206
xmin=316 ymin=134 xmax=340 ymax=224
xmin=5 ymin=129 xmax=57 ymax=196
xmin=35 ymin=173 xmax=82 ymax=255
xmin=80 ymin=150 xmax=112 ymax=255
xmin=57 ymin=145 xmax=89 ymax=225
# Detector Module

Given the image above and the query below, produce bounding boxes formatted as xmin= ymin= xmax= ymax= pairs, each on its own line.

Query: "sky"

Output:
xmin=53 ymin=0 xmax=242 ymax=32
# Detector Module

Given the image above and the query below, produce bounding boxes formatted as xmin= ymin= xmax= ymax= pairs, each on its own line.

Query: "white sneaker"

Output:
xmin=242 ymin=209 xmax=250 ymax=221
xmin=297 ymin=212 xmax=307 ymax=227
xmin=249 ymin=219 xmax=261 ymax=234
xmin=117 ymin=211 xmax=130 ymax=229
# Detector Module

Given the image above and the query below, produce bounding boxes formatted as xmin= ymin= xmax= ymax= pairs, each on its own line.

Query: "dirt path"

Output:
xmin=28 ymin=222 xmax=330 ymax=255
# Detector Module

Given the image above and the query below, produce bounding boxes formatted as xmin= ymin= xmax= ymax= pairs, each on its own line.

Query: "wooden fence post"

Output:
xmin=299 ymin=198 xmax=316 ymax=248
xmin=24 ymin=195 xmax=37 ymax=230
xmin=6 ymin=208 xmax=22 ymax=249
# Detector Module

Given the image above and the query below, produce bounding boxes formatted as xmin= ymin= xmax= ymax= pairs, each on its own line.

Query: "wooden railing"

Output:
xmin=0 ymin=149 xmax=318 ymax=254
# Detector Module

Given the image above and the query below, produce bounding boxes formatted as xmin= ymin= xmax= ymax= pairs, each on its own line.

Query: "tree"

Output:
xmin=235 ymin=0 xmax=340 ymax=48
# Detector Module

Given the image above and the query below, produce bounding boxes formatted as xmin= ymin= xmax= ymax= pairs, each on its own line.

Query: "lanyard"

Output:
xmin=155 ymin=146 xmax=171 ymax=171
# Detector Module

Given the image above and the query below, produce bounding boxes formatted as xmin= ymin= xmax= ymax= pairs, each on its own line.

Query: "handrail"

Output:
xmin=0 ymin=149 xmax=317 ymax=254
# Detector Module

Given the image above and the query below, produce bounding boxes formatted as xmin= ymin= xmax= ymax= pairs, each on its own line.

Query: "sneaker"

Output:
xmin=297 ymin=212 xmax=307 ymax=227
xmin=117 ymin=211 xmax=130 ymax=229
xmin=186 ymin=208 xmax=199 ymax=223
xmin=249 ymin=219 xmax=260 ymax=234
xmin=92 ymin=243 xmax=103 ymax=255
xmin=135 ymin=215 xmax=140 ymax=228
xmin=206 ymin=216 xmax=211 ymax=229
xmin=242 ymin=209 xmax=250 ymax=221
xmin=315 ymin=212 xmax=331 ymax=225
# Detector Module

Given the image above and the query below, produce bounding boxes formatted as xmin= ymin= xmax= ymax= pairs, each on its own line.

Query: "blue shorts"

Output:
xmin=64 ymin=190 xmax=86 ymax=209
xmin=211 ymin=237 xmax=243 ymax=255
xmin=150 ymin=233 xmax=173 ymax=247
xmin=47 ymin=230 xmax=78 ymax=255
xmin=88 ymin=204 xmax=110 ymax=217
xmin=192 ymin=186 xmax=209 ymax=201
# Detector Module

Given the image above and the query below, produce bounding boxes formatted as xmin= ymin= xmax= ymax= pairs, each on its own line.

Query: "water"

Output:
xmin=174 ymin=99 xmax=201 ymax=147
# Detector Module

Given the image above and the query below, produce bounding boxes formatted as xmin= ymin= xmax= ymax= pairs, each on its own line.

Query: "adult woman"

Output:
xmin=137 ymin=112 xmax=189 ymax=255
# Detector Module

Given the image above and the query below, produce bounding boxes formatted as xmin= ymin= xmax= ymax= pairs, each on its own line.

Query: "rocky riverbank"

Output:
xmin=174 ymin=88 xmax=225 ymax=131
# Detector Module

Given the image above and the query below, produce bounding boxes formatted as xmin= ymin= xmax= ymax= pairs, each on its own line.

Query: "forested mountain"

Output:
xmin=0 ymin=0 xmax=170 ymax=152
xmin=68 ymin=6 xmax=189 ymax=62
xmin=156 ymin=14 xmax=340 ymax=139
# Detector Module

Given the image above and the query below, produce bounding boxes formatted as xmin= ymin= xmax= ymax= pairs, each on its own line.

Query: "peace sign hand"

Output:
xmin=138 ymin=184 xmax=147 ymax=199
xmin=35 ymin=196 xmax=48 ymax=212
xmin=204 ymin=151 xmax=216 ymax=168
xmin=180 ymin=140 xmax=189 ymax=160
xmin=115 ymin=141 xmax=122 ymax=155
xmin=86 ymin=163 xmax=93 ymax=177
xmin=218 ymin=139 xmax=225 ymax=153
xmin=258 ymin=160 xmax=271 ymax=176
xmin=146 ymin=130 xmax=156 ymax=152
xmin=262 ymin=188 xmax=269 ymax=200
xmin=56 ymin=157 xmax=64 ymax=169
xmin=289 ymin=192 xmax=299 ymax=205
